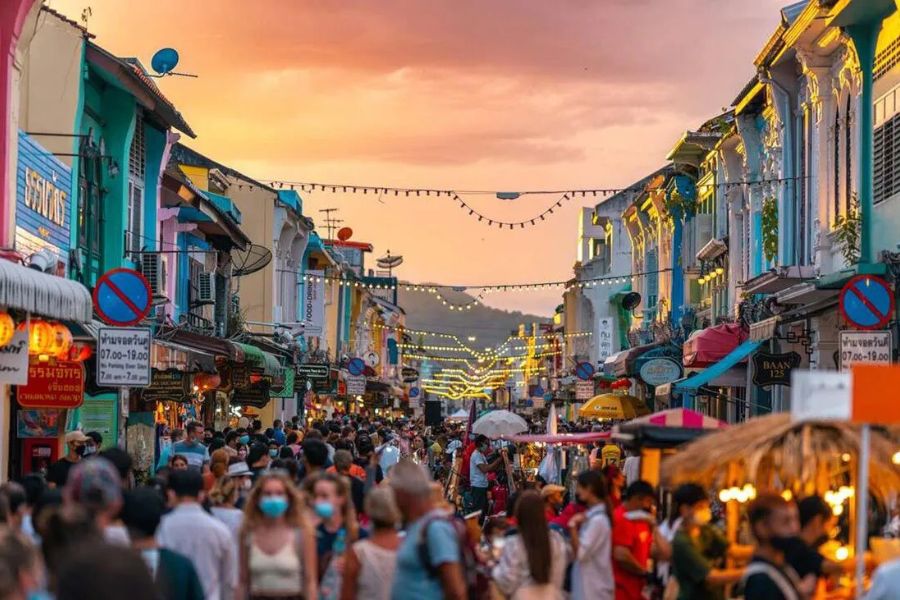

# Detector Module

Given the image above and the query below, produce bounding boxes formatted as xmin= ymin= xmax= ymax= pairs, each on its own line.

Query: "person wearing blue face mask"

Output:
xmin=239 ymin=472 xmax=317 ymax=600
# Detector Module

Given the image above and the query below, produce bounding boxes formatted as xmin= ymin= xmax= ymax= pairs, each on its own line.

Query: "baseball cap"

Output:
xmin=541 ymin=484 xmax=566 ymax=498
xmin=65 ymin=430 xmax=89 ymax=444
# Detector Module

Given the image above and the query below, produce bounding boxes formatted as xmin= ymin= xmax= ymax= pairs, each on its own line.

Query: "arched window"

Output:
xmin=845 ymin=94 xmax=853 ymax=213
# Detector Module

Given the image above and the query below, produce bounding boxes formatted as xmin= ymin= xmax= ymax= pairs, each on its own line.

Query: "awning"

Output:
xmin=683 ymin=323 xmax=748 ymax=367
xmin=742 ymin=265 xmax=816 ymax=295
xmin=674 ymin=340 xmax=761 ymax=392
xmin=500 ymin=432 xmax=611 ymax=445
xmin=0 ymin=260 xmax=92 ymax=323
xmin=606 ymin=342 xmax=664 ymax=377
xmin=231 ymin=342 xmax=281 ymax=376
xmin=152 ymin=339 xmax=217 ymax=373
xmin=749 ymin=316 xmax=780 ymax=342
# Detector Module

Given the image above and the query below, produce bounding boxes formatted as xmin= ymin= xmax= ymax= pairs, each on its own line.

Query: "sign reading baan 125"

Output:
xmin=839 ymin=331 xmax=892 ymax=372
xmin=97 ymin=327 xmax=152 ymax=387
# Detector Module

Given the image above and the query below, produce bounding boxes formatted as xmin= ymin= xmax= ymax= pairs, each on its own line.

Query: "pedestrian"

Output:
xmin=19 ymin=473 xmax=44 ymax=543
xmin=121 ymin=486 xmax=205 ymax=600
xmin=55 ymin=541 xmax=159 ymax=600
xmin=309 ymin=472 xmax=363 ymax=599
xmin=247 ymin=442 xmax=272 ymax=481
xmin=612 ymin=480 xmax=657 ymax=600
xmin=204 ymin=448 xmax=230 ymax=491
xmin=299 ymin=437 xmax=329 ymax=480
xmin=602 ymin=464 xmax=625 ymax=508
xmin=84 ymin=431 xmax=103 ymax=456
xmin=46 ymin=430 xmax=89 ymax=488
xmin=670 ymin=483 xmax=742 ymax=600
xmin=171 ymin=454 xmax=190 ymax=471
xmin=209 ymin=468 xmax=245 ymax=541
xmin=239 ymin=471 xmax=317 ymax=600
xmin=333 ymin=449 xmax=365 ymax=516
xmin=157 ymin=469 xmax=237 ymax=600
xmin=742 ymin=494 xmax=808 ymax=600
xmin=469 ymin=434 xmax=506 ymax=521
xmin=568 ymin=469 xmax=614 ymax=600
xmin=157 ymin=428 xmax=185 ymax=471
xmin=0 ymin=482 xmax=28 ymax=532
xmin=867 ymin=557 xmax=900 ymax=599
xmin=64 ymin=457 xmax=129 ymax=546
xmin=224 ymin=431 xmax=240 ymax=457
xmin=541 ymin=484 xmax=566 ymax=522
xmin=273 ymin=419 xmax=287 ymax=445
xmin=172 ymin=421 xmax=211 ymax=473
xmin=781 ymin=495 xmax=845 ymax=592
xmin=389 ymin=459 xmax=467 ymax=600
xmin=492 ymin=489 xmax=570 ymax=599
xmin=0 ymin=528 xmax=43 ymax=599
xmin=341 ymin=486 xmax=402 ymax=600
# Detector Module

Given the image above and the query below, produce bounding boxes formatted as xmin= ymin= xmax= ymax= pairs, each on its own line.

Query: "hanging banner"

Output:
xmin=597 ymin=317 xmax=614 ymax=362
xmin=752 ymin=351 xmax=801 ymax=387
xmin=302 ymin=269 xmax=326 ymax=338
xmin=0 ymin=329 xmax=30 ymax=385
xmin=16 ymin=409 xmax=61 ymax=438
xmin=18 ymin=360 xmax=84 ymax=409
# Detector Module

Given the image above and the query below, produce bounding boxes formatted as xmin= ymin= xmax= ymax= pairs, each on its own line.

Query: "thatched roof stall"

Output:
xmin=662 ymin=413 xmax=900 ymax=499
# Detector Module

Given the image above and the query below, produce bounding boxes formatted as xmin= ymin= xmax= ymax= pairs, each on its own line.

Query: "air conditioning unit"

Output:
xmin=196 ymin=272 xmax=216 ymax=304
xmin=140 ymin=253 xmax=162 ymax=294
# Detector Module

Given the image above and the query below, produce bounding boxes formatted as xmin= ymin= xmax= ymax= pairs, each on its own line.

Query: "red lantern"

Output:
xmin=193 ymin=372 xmax=222 ymax=391
xmin=67 ymin=343 xmax=93 ymax=362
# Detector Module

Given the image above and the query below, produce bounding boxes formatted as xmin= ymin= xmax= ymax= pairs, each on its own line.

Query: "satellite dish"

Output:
xmin=337 ymin=227 xmax=353 ymax=241
xmin=231 ymin=244 xmax=272 ymax=277
xmin=621 ymin=292 xmax=642 ymax=311
xmin=377 ymin=255 xmax=403 ymax=269
xmin=151 ymin=48 xmax=179 ymax=76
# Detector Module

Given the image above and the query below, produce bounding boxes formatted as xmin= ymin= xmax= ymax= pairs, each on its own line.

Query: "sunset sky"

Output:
xmin=54 ymin=0 xmax=787 ymax=315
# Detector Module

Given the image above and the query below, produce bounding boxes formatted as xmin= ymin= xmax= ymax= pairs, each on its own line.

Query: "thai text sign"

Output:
xmin=15 ymin=132 xmax=71 ymax=275
xmin=0 ymin=330 xmax=30 ymax=385
xmin=752 ymin=351 xmax=801 ymax=387
xmin=839 ymin=331 xmax=892 ymax=372
xmin=18 ymin=360 xmax=84 ymax=409
xmin=97 ymin=327 xmax=152 ymax=387
xmin=597 ymin=318 xmax=614 ymax=361
xmin=639 ymin=358 xmax=682 ymax=386
xmin=140 ymin=369 xmax=189 ymax=403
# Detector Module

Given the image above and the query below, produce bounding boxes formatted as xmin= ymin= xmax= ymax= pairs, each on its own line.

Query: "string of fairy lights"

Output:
xmin=238 ymin=175 xmax=809 ymax=230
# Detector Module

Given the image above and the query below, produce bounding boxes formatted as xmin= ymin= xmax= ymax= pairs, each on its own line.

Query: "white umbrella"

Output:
xmin=447 ymin=408 xmax=469 ymax=420
xmin=472 ymin=409 xmax=528 ymax=439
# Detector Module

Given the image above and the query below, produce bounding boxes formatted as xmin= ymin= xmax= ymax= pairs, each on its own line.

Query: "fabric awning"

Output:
xmin=605 ymin=342 xmax=663 ymax=377
xmin=231 ymin=342 xmax=281 ymax=376
xmin=674 ymin=340 xmax=761 ymax=392
xmin=0 ymin=260 xmax=92 ymax=322
xmin=749 ymin=316 xmax=780 ymax=342
xmin=683 ymin=323 xmax=748 ymax=367
xmin=153 ymin=339 xmax=217 ymax=373
xmin=500 ymin=432 xmax=611 ymax=445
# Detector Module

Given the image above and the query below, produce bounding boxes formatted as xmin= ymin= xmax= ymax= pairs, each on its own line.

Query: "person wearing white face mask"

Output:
xmin=669 ymin=484 xmax=744 ymax=600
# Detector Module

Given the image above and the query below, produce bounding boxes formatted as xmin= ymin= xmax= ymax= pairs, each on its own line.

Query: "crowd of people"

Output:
xmin=0 ymin=414 xmax=896 ymax=599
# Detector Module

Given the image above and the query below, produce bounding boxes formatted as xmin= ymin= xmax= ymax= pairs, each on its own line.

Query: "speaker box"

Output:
xmin=424 ymin=401 xmax=443 ymax=427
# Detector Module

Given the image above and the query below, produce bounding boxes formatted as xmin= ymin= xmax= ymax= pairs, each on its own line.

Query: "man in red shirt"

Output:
xmin=540 ymin=484 xmax=566 ymax=522
xmin=612 ymin=480 xmax=657 ymax=600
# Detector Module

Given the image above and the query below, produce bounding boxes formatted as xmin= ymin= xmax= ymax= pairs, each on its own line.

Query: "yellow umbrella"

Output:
xmin=579 ymin=393 xmax=645 ymax=420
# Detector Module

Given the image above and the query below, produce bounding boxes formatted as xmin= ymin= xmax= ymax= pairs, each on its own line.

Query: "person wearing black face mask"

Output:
xmin=468 ymin=434 xmax=505 ymax=523
xmin=742 ymin=494 xmax=813 ymax=600
xmin=46 ymin=430 xmax=90 ymax=488
xmin=780 ymin=496 xmax=847 ymax=591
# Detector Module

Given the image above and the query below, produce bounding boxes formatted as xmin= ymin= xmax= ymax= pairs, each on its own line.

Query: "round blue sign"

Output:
xmin=533 ymin=386 xmax=545 ymax=398
xmin=409 ymin=387 xmax=420 ymax=398
xmin=347 ymin=357 xmax=366 ymax=376
xmin=839 ymin=275 xmax=895 ymax=330
xmin=92 ymin=268 xmax=152 ymax=326
xmin=575 ymin=361 xmax=595 ymax=381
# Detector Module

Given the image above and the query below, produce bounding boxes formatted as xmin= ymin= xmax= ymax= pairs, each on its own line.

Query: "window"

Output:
xmin=126 ymin=118 xmax=145 ymax=255
xmin=796 ymin=107 xmax=810 ymax=265
xmin=77 ymin=137 xmax=103 ymax=281
xmin=645 ymin=249 xmax=658 ymax=309
xmin=833 ymin=106 xmax=840 ymax=223
xmin=874 ymin=113 xmax=900 ymax=204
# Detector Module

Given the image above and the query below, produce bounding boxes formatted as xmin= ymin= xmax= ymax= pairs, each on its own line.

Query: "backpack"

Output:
xmin=739 ymin=561 xmax=802 ymax=600
xmin=417 ymin=514 xmax=490 ymax=600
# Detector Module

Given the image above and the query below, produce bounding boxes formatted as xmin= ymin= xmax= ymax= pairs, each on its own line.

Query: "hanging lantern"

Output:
xmin=0 ymin=312 xmax=14 ymax=347
xmin=193 ymin=372 xmax=222 ymax=391
xmin=67 ymin=342 xmax=93 ymax=362
xmin=48 ymin=323 xmax=73 ymax=357
xmin=29 ymin=321 xmax=54 ymax=355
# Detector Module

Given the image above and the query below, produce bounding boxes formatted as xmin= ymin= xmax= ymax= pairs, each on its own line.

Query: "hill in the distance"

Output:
xmin=397 ymin=286 xmax=551 ymax=349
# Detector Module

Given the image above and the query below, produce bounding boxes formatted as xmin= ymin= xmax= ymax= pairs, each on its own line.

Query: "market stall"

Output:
xmin=662 ymin=413 xmax=900 ymax=594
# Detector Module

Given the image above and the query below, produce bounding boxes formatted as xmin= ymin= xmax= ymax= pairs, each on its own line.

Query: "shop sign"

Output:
xmin=401 ymin=367 xmax=419 ymax=383
xmin=575 ymin=380 xmax=594 ymax=400
xmin=97 ymin=327 xmax=152 ymax=387
xmin=232 ymin=380 xmax=270 ymax=408
xmin=839 ymin=331 xmax=892 ymax=372
xmin=302 ymin=270 xmax=326 ymax=338
xmin=346 ymin=375 xmax=366 ymax=395
xmin=16 ymin=409 xmax=60 ymax=438
xmin=230 ymin=365 xmax=250 ymax=389
xmin=0 ymin=329 xmax=30 ymax=385
xmin=18 ymin=360 xmax=84 ymax=409
xmin=270 ymin=369 xmax=296 ymax=398
xmin=140 ymin=369 xmax=189 ymax=403
xmin=597 ymin=318 xmax=614 ymax=361
xmin=296 ymin=363 xmax=329 ymax=380
xmin=639 ymin=358 xmax=682 ymax=386
xmin=15 ymin=132 xmax=71 ymax=276
xmin=751 ymin=351 xmax=801 ymax=387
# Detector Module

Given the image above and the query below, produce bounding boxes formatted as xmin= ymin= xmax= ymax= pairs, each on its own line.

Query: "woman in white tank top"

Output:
xmin=240 ymin=472 xmax=317 ymax=600
xmin=340 ymin=487 xmax=402 ymax=600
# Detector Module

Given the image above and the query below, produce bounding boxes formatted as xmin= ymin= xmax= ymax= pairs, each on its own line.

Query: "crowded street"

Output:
xmin=1 ymin=0 xmax=900 ymax=599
